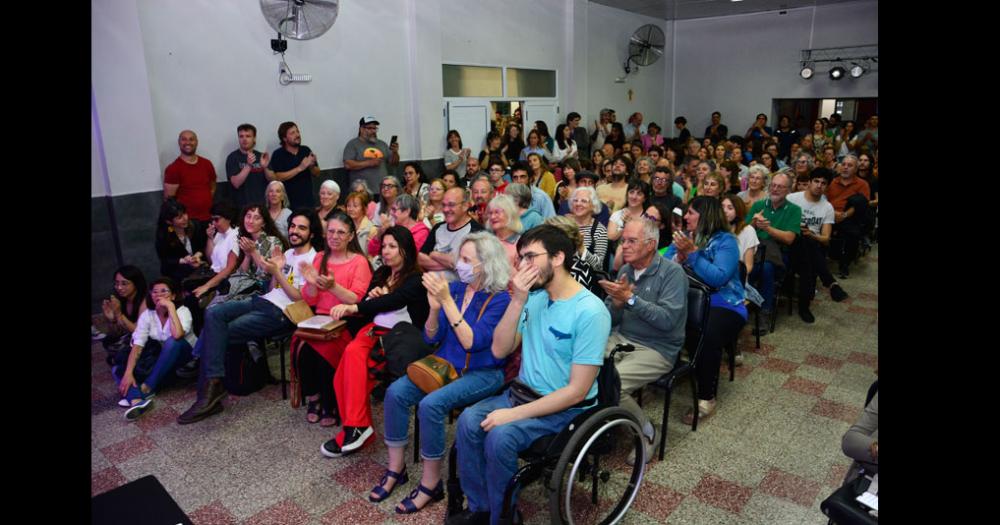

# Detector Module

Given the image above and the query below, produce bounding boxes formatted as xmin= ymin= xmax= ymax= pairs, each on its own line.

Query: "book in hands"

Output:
xmin=296 ymin=315 xmax=346 ymax=332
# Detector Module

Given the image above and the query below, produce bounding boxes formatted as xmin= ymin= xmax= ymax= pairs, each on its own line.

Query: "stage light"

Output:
xmin=829 ymin=66 xmax=845 ymax=80
xmin=800 ymin=65 xmax=814 ymax=79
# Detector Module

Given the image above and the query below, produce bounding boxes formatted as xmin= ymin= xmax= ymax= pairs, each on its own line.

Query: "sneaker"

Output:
xmin=176 ymin=358 xmax=200 ymax=379
xmin=321 ymin=426 xmax=374 ymax=458
xmin=798 ymin=307 xmax=815 ymax=323
xmin=838 ymin=268 xmax=850 ymax=280
xmin=627 ymin=428 xmax=662 ymax=464
xmin=830 ymin=284 xmax=848 ymax=302
xmin=91 ymin=326 xmax=106 ymax=341
xmin=124 ymin=398 xmax=154 ymax=421
xmin=118 ymin=398 xmax=131 ymax=408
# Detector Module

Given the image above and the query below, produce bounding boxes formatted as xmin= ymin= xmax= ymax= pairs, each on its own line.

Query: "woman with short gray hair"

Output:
xmin=485 ymin=194 xmax=522 ymax=269
xmin=569 ymin=186 xmax=608 ymax=270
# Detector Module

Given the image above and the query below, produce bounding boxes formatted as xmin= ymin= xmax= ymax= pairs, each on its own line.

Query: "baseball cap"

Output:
xmin=359 ymin=116 xmax=380 ymax=126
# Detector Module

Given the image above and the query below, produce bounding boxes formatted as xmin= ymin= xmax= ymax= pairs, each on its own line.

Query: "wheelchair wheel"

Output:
xmin=547 ymin=406 xmax=646 ymax=525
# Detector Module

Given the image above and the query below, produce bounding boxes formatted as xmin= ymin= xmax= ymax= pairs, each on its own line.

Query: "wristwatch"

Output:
xmin=626 ymin=294 xmax=637 ymax=307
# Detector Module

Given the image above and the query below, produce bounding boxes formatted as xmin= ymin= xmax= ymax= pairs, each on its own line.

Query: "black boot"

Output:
xmin=177 ymin=378 xmax=226 ymax=424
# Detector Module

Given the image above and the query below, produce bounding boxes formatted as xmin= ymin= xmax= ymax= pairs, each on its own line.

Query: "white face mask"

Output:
xmin=455 ymin=260 xmax=479 ymax=284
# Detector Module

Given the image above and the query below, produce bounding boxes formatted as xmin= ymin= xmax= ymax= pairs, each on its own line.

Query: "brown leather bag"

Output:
xmin=406 ymin=293 xmax=494 ymax=394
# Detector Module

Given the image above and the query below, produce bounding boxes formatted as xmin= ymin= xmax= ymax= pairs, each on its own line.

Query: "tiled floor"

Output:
xmin=91 ymin=245 xmax=877 ymax=524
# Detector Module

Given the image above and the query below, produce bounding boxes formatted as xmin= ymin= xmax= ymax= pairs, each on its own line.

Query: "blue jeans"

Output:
xmin=384 ymin=367 xmax=504 ymax=460
xmin=196 ymin=296 xmax=293 ymax=379
xmin=112 ymin=338 xmax=193 ymax=401
xmin=456 ymin=390 xmax=585 ymax=524
xmin=750 ymin=253 xmax=790 ymax=312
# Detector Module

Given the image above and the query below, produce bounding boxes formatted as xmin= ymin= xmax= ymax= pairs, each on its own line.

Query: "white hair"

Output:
xmin=462 ymin=232 xmax=512 ymax=294
xmin=571 ymin=186 xmax=601 ymax=215
xmin=320 ymin=180 xmax=341 ymax=195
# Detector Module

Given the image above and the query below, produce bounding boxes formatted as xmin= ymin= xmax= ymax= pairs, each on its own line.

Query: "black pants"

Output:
xmin=298 ymin=342 xmax=337 ymax=413
xmin=791 ymin=236 xmax=836 ymax=308
xmin=695 ymin=307 xmax=747 ymax=401
xmin=832 ymin=193 xmax=870 ymax=273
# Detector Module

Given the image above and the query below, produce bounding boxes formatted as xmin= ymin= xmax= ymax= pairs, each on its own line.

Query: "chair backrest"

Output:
xmin=684 ymin=274 xmax=714 ymax=362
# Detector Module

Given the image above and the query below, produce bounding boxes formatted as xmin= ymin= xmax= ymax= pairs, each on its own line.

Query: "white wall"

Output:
xmin=671 ymin=1 xmax=878 ymax=139
xmin=586 ymin=3 xmax=669 ymax=134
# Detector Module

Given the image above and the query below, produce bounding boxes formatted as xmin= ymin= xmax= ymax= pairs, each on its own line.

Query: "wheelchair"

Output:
xmin=445 ymin=344 xmax=649 ymax=525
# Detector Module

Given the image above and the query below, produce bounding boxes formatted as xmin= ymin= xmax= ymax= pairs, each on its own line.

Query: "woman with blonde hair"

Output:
xmin=266 ymin=180 xmax=293 ymax=243
xmin=484 ymin=194 xmax=523 ymax=269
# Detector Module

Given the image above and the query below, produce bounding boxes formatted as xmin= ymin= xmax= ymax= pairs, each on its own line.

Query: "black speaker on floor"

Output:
xmin=92 ymin=475 xmax=193 ymax=525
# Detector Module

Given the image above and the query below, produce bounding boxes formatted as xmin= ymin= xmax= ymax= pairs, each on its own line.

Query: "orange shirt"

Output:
xmin=826 ymin=176 xmax=870 ymax=212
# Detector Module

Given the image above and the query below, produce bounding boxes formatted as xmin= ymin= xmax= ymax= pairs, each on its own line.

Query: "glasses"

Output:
xmin=770 ymin=184 xmax=789 ymax=190
xmin=518 ymin=251 xmax=548 ymax=263
xmin=326 ymin=229 xmax=351 ymax=237
xmin=621 ymin=237 xmax=649 ymax=246
xmin=652 ymin=176 xmax=669 ymax=183
xmin=364 ymin=126 xmax=378 ymax=131
xmin=381 ymin=183 xmax=398 ymax=189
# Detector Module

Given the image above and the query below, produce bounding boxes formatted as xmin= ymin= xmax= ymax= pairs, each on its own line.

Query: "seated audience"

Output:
xmin=597 ymin=156 xmax=631 ymax=212
xmin=598 ymin=218 xmax=688 ymax=463
xmin=841 ymin=391 xmax=878 ymax=484
xmin=448 ymin=225 xmax=610 ymax=525
xmin=650 ymin=166 xmax=683 ymax=213
xmin=370 ymin=233 xmax=511 ymax=514
xmin=700 ymin=172 xmax=726 ymax=199
xmin=825 ymin=154 xmax=871 ymax=279
xmin=419 ymin=187 xmax=485 ymax=282
xmin=485 ymin=194 xmax=523 ymax=270
xmin=442 ymin=170 xmax=461 ymax=191
xmin=746 ymin=172 xmax=802 ymax=333
xmin=568 ymin=186 xmax=609 ymax=271
xmin=509 ymin=162 xmax=556 ymax=219
xmin=550 ymin=123 xmax=578 ymax=163
xmin=320 ymin=226 xmax=430 ymax=456
xmin=344 ymin=190 xmax=378 ymax=258
xmin=292 ymin=211 xmax=373 ymax=427
xmin=505 ymin=183 xmax=543 ymax=232
xmin=114 ymin=277 xmax=198 ymax=420
xmin=266 ymin=180 xmax=293 ymax=243
xmin=526 ymin=153 xmax=556 ymax=200
xmin=402 ymin=162 xmax=430 ymax=203
xmin=177 ymin=209 xmax=322 ymax=424
xmin=94 ymin=266 xmax=149 ymax=361
xmin=607 ymin=179 xmax=651 ymax=242
xmin=519 ymin=129 xmax=547 ymax=162
xmin=501 ymin=124 xmax=525 ymax=170
xmin=721 ymin=196 xmax=758 ymax=279
xmin=190 ymin=201 xmax=241 ymax=304
xmin=370 ymin=193 xmax=430 ymax=261
xmin=316 ymin=180 xmax=342 ymax=231
xmin=349 ymin=179 xmax=378 ymax=221
xmin=664 ymin=197 xmax=747 ymax=423
xmin=469 ymin=175 xmax=494 ymax=225
xmin=643 ymin=121 xmax=666 ymax=152
xmin=373 ymin=175 xmax=401 ymax=229
xmin=155 ymin=199 xmax=207 ymax=285
xmin=738 ymin=164 xmax=770 ymax=207
xmin=554 ymin=158 xmax=581 ymax=211
xmin=422 ymin=178 xmax=447 ymax=228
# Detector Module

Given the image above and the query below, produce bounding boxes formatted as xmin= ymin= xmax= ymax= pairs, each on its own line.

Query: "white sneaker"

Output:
xmin=118 ymin=398 xmax=130 ymax=408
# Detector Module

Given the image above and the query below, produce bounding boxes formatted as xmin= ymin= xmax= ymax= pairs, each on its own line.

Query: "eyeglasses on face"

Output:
xmin=518 ymin=251 xmax=548 ymax=263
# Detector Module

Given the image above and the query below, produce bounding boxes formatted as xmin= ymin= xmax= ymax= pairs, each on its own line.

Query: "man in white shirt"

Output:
xmin=786 ymin=167 xmax=848 ymax=323
xmin=177 ymin=210 xmax=321 ymax=424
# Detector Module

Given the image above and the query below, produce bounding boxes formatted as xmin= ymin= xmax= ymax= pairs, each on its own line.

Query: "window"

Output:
xmin=505 ymin=68 xmax=556 ymax=98
xmin=442 ymin=65 xmax=503 ymax=97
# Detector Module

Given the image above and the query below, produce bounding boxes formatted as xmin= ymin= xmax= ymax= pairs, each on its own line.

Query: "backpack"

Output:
xmin=596 ymin=351 xmax=622 ymax=407
xmin=223 ymin=341 xmax=271 ymax=396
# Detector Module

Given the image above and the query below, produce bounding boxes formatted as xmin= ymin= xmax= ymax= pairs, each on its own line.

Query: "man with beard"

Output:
xmin=463 ymin=156 xmax=484 ymax=188
xmin=598 ymin=219 xmax=687 ymax=464
xmin=469 ymin=175 xmax=494 ymax=224
xmin=343 ymin=116 xmax=400 ymax=196
xmin=164 ymin=129 xmax=217 ymax=222
xmin=596 ymin=156 xmax=631 ymax=212
xmin=448 ymin=225 xmax=611 ymax=525
xmin=267 ymin=121 xmax=321 ymax=209
xmin=177 ymin=210 xmax=321 ymax=424
xmin=418 ymin=187 xmax=484 ymax=282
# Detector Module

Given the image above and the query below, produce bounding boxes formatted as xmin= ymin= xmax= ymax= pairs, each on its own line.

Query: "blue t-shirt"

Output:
xmin=516 ymin=287 xmax=611 ymax=400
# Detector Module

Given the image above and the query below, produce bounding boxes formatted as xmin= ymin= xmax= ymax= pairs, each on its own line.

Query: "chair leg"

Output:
xmin=754 ymin=309 xmax=761 ymax=350
xmin=279 ymin=338 xmax=287 ymax=400
xmin=636 ymin=386 xmax=644 ymax=408
xmin=690 ymin=375 xmax=699 ymax=432
xmin=728 ymin=339 xmax=736 ymax=382
xmin=659 ymin=388 xmax=671 ymax=461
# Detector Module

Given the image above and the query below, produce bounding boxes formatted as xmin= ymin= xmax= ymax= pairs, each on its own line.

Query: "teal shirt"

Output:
xmin=745 ymin=198 xmax=802 ymax=242
xmin=517 ymin=288 xmax=610 ymax=400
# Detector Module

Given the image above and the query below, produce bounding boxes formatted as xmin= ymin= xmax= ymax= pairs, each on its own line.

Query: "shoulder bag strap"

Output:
xmin=588 ymin=219 xmax=599 ymax=253
xmin=461 ymin=293 xmax=495 ymax=375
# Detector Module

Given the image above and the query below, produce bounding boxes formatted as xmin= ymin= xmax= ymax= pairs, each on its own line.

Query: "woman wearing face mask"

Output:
xmin=367 ymin=232 xmax=511 ymax=515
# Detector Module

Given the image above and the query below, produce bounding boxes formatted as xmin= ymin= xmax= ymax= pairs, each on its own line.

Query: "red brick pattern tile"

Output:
xmin=811 ymin=399 xmax=861 ymax=424
xmin=92 ymin=466 xmax=127 ymax=497
xmin=321 ymin=498 xmax=387 ymax=525
xmin=100 ymin=435 xmax=158 ymax=465
xmin=188 ymin=500 xmax=238 ymax=525
xmin=827 ymin=464 xmax=849 ymax=487
xmin=243 ymin=499 xmax=311 ymax=525
xmin=136 ymin=404 xmax=182 ymax=433
xmin=631 ymin=480 xmax=685 ymax=518
xmin=782 ymin=377 xmax=828 ymax=397
xmin=331 ymin=459 xmax=386 ymax=493
xmin=857 ymin=292 xmax=878 ymax=301
xmin=514 ymin=499 xmax=543 ymax=524
xmin=394 ymin=500 xmax=448 ymax=525
xmin=691 ymin=474 xmax=753 ymax=514
xmin=259 ymin=384 xmax=285 ymax=401
xmin=803 ymin=354 xmax=844 ymax=371
xmin=847 ymin=305 xmax=878 ymax=317
xmin=759 ymin=357 xmax=799 ymax=374
xmin=847 ymin=352 xmax=877 ymax=367
xmin=758 ymin=468 xmax=822 ymax=507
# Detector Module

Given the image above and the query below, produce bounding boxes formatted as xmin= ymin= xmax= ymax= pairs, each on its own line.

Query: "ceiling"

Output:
xmin=590 ymin=0 xmax=875 ymax=21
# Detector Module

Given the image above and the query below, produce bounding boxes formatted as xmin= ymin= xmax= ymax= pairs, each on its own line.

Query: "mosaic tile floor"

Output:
xmin=91 ymin=245 xmax=877 ymax=524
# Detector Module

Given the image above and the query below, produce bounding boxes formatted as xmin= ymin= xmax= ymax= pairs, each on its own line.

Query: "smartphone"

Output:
xmin=390 ymin=135 xmax=398 ymax=146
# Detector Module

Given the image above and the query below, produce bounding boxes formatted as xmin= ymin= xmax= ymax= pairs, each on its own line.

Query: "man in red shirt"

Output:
xmin=825 ymin=154 xmax=870 ymax=279
xmin=163 ymin=130 xmax=217 ymax=221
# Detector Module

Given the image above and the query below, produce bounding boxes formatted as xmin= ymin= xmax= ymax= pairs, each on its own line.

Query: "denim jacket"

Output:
xmin=664 ymin=231 xmax=745 ymax=308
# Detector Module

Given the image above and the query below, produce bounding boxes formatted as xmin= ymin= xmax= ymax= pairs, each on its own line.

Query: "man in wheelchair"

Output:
xmin=449 ymin=225 xmax=612 ymax=525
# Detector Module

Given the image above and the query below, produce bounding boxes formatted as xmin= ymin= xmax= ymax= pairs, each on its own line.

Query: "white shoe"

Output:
xmin=627 ymin=428 xmax=661 ymax=464
xmin=118 ymin=398 xmax=130 ymax=408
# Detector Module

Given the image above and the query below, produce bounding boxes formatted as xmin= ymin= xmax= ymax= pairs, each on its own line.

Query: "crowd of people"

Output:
xmin=93 ymin=108 xmax=878 ymax=523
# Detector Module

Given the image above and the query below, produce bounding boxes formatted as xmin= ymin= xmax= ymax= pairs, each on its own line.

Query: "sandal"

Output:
xmin=368 ymin=467 xmax=409 ymax=503
xmin=305 ymin=398 xmax=321 ymax=424
xmin=682 ymin=400 xmax=717 ymax=426
xmin=319 ymin=407 xmax=340 ymax=428
xmin=395 ymin=480 xmax=444 ymax=514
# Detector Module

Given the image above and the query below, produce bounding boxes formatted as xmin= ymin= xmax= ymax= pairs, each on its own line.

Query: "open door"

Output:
xmin=446 ymin=101 xmax=491 ymax=153
xmin=522 ymin=102 xmax=559 ymax=137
